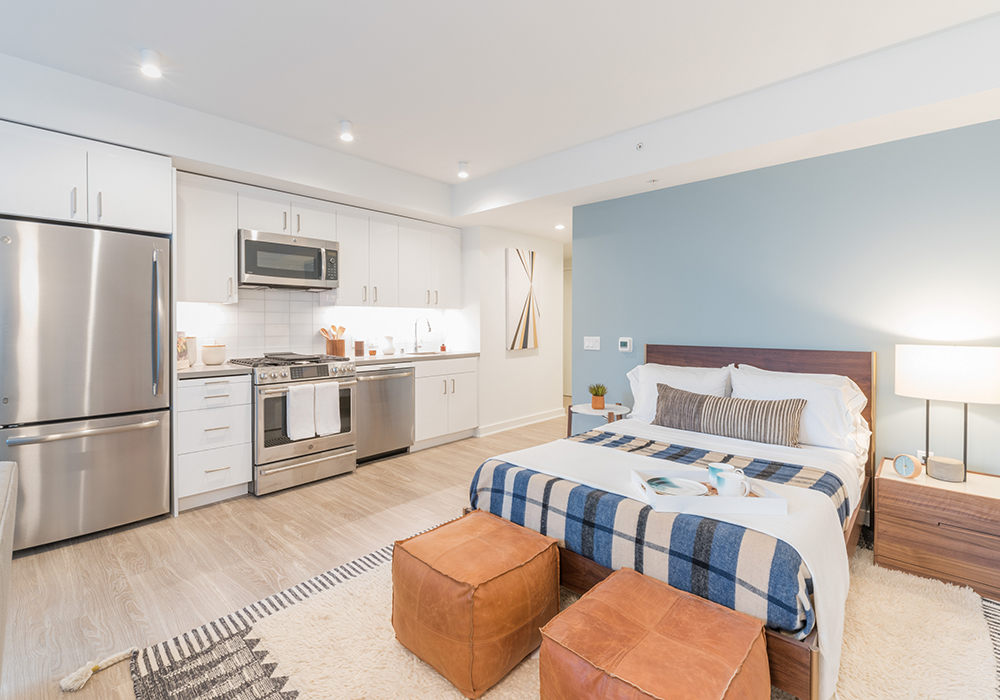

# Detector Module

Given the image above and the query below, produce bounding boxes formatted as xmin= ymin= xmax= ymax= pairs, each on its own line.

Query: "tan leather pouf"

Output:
xmin=392 ymin=511 xmax=560 ymax=699
xmin=540 ymin=568 xmax=770 ymax=700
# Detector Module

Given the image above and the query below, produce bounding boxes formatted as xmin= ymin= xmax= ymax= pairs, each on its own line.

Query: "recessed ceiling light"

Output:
xmin=555 ymin=224 xmax=565 ymax=230
xmin=458 ymin=162 xmax=469 ymax=179
xmin=340 ymin=121 xmax=354 ymax=142
xmin=140 ymin=49 xmax=162 ymax=78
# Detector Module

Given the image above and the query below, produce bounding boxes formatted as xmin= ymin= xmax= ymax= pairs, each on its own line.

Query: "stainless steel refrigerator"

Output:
xmin=0 ymin=218 xmax=170 ymax=550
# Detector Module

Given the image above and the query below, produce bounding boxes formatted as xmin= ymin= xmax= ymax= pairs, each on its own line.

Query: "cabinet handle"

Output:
xmin=204 ymin=426 xmax=230 ymax=432
xmin=452 ymin=378 xmax=455 ymax=393
xmin=297 ymin=213 xmax=301 ymax=232
xmin=97 ymin=191 xmax=103 ymax=219
xmin=283 ymin=211 xmax=288 ymax=231
xmin=426 ymin=290 xmax=430 ymax=304
xmin=363 ymin=285 xmax=367 ymax=302
xmin=435 ymin=290 xmax=439 ymax=305
xmin=205 ymin=394 xmax=230 ymax=399
xmin=205 ymin=380 xmax=231 ymax=386
xmin=443 ymin=379 xmax=447 ymax=395
xmin=374 ymin=286 xmax=378 ymax=303
xmin=71 ymin=187 xmax=77 ymax=216
xmin=204 ymin=465 xmax=231 ymax=474
xmin=228 ymin=277 xmax=234 ymax=299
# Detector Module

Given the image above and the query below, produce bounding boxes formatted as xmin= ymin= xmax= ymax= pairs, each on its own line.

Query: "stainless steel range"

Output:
xmin=229 ymin=353 xmax=356 ymax=495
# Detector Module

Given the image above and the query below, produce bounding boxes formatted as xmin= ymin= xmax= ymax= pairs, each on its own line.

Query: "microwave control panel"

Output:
xmin=325 ymin=250 xmax=338 ymax=280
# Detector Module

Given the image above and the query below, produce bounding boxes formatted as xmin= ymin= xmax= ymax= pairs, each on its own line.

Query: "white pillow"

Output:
xmin=730 ymin=364 xmax=870 ymax=456
xmin=627 ymin=363 xmax=732 ymax=423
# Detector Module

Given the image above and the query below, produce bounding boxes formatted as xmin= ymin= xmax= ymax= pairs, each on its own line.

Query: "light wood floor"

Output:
xmin=3 ymin=417 xmax=565 ymax=700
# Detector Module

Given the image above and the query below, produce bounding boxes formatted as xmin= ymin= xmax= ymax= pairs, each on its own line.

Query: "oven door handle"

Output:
xmin=260 ymin=451 xmax=357 ymax=476
xmin=260 ymin=380 xmax=356 ymax=395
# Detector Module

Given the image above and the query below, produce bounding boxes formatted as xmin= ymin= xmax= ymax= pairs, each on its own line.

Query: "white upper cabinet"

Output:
xmin=398 ymin=223 xmax=462 ymax=309
xmin=289 ymin=196 xmax=337 ymax=241
xmin=334 ymin=207 xmax=370 ymax=306
xmin=87 ymin=146 xmax=173 ymax=234
xmin=0 ymin=121 xmax=88 ymax=224
xmin=176 ymin=173 xmax=239 ymax=304
xmin=237 ymin=188 xmax=292 ymax=233
xmin=368 ymin=217 xmax=398 ymax=307
xmin=0 ymin=121 xmax=172 ymax=233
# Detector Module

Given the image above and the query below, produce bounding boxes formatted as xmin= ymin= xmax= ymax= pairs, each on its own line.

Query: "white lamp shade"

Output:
xmin=895 ymin=344 xmax=1000 ymax=404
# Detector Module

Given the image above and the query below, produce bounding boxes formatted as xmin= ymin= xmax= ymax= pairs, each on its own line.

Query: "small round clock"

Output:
xmin=892 ymin=453 xmax=922 ymax=479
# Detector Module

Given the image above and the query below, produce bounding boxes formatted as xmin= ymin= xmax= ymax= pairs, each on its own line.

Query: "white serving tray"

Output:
xmin=630 ymin=468 xmax=788 ymax=516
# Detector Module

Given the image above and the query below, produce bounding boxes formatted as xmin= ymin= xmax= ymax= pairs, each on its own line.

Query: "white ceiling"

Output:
xmin=2 ymin=0 xmax=999 ymax=189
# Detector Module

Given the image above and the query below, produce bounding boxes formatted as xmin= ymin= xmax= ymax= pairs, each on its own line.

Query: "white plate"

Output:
xmin=644 ymin=476 xmax=708 ymax=497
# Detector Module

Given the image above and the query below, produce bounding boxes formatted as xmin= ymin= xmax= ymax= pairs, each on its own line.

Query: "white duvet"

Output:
xmin=496 ymin=418 xmax=860 ymax=700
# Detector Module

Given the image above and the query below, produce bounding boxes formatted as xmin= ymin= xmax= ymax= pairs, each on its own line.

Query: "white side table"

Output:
xmin=567 ymin=403 xmax=631 ymax=438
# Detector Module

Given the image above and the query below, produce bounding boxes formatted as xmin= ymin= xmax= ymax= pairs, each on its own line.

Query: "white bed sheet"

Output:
xmin=495 ymin=418 xmax=856 ymax=700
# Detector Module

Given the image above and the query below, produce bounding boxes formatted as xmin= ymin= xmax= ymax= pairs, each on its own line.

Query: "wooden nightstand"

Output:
xmin=874 ymin=457 xmax=1000 ymax=599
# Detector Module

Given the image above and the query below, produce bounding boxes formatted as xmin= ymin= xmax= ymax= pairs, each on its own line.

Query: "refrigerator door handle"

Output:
xmin=5 ymin=419 xmax=161 ymax=447
xmin=151 ymin=248 xmax=164 ymax=396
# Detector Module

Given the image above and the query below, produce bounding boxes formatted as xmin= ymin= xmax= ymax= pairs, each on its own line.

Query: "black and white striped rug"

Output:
xmin=983 ymin=598 xmax=1000 ymax=694
xmin=130 ymin=545 xmax=394 ymax=699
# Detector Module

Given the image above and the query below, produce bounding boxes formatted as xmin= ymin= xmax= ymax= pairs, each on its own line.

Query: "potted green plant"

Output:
xmin=588 ymin=383 xmax=608 ymax=410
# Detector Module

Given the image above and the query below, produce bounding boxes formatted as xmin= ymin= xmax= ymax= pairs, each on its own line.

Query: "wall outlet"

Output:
xmin=584 ymin=336 xmax=600 ymax=351
xmin=917 ymin=450 xmax=934 ymax=464
xmin=618 ymin=337 xmax=633 ymax=352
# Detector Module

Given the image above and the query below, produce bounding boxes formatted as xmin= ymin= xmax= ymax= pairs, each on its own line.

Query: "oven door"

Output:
xmin=255 ymin=377 xmax=355 ymax=465
xmin=239 ymin=229 xmax=338 ymax=290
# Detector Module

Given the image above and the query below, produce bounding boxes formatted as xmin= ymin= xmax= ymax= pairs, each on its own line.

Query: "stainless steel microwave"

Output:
xmin=238 ymin=229 xmax=339 ymax=291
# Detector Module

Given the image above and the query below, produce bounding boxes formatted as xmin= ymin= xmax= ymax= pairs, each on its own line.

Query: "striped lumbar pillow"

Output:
xmin=653 ymin=383 xmax=807 ymax=447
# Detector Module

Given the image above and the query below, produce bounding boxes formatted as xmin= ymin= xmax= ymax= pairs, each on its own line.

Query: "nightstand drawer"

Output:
xmin=876 ymin=513 xmax=1000 ymax=590
xmin=877 ymin=477 xmax=1000 ymax=538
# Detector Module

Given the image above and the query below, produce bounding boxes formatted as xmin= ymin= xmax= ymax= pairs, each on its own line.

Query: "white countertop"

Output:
xmin=177 ymin=364 xmax=254 ymax=380
xmin=353 ymin=351 xmax=478 ymax=365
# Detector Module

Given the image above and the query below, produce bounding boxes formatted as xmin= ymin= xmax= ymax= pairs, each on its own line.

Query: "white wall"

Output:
xmin=563 ymin=266 xmax=572 ymax=396
xmin=462 ymin=226 xmax=564 ymax=434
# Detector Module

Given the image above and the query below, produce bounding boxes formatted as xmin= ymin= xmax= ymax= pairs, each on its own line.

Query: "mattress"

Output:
xmin=470 ymin=419 xmax=856 ymax=700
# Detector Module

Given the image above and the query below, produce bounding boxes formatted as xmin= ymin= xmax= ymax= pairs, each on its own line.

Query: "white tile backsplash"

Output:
xmin=177 ymin=290 xmax=465 ymax=364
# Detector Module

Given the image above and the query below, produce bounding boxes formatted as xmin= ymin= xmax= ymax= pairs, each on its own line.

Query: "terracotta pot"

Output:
xmin=591 ymin=395 xmax=605 ymax=410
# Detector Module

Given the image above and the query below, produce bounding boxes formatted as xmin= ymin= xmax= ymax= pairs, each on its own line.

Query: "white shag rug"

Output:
xmin=118 ymin=545 xmax=997 ymax=700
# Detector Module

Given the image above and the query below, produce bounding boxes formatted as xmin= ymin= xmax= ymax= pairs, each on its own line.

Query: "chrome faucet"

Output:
xmin=414 ymin=317 xmax=432 ymax=352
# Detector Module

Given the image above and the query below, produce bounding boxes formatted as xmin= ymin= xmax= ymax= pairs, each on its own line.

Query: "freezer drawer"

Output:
xmin=2 ymin=410 xmax=170 ymax=550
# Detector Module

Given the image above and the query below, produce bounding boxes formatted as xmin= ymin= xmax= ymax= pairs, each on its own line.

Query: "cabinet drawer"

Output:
xmin=878 ymin=477 xmax=1000 ymax=538
xmin=875 ymin=512 xmax=1000 ymax=590
xmin=177 ymin=377 xmax=252 ymax=411
xmin=415 ymin=357 xmax=478 ymax=378
xmin=176 ymin=405 xmax=251 ymax=454
xmin=176 ymin=443 xmax=252 ymax=498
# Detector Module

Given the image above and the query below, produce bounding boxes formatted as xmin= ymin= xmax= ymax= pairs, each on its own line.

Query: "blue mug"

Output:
xmin=707 ymin=463 xmax=744 ymax=489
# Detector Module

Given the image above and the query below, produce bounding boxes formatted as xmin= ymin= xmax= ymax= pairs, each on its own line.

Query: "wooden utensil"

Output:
xmin=330 ymin=325 xmax=339 ymax=339
xmin=320 ymin=328 xmax=333 ymax=340
xmin=337 ymin=326 xmax=346 ymax=339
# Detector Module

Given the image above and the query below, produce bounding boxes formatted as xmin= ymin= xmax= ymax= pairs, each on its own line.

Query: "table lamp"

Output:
xmin=895 ymin=345 xmax=1000 ymax=482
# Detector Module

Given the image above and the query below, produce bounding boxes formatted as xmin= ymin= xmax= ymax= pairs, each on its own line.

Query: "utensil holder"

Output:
xmin=326 ymin=338 xmax=346 ymax=357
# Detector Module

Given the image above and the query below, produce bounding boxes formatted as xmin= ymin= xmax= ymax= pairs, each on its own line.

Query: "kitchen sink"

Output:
xmin=409 ymin=351 xmax=444 ymax=355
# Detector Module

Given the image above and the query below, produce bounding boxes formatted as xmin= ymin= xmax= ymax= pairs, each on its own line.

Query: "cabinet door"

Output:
xmin=0 ymin=121 xmax=88 ymax=224
xmin=435 ymin=230 xmax=462 ymax=308
xmin=336 ymin=208 xmax=370 ymax=306
xmin=368 ymin=218 xmax=399 ymax=306
xmin=87 ymin=146 xmax=173 ymax=233
xmin=448 ymin=372 xmax=479 ymax=433
xmin=398 ymin=224 xmax=434 ymax=308
xmin=415 ymin=375 xmax=451 ymax=441
xmin=290 ymin=196 xmax=337 ymax=241
xmin=238 ymin=189 xmax=291 ymax=233
xmin=176 ymin=174 xmax=239 ymax=304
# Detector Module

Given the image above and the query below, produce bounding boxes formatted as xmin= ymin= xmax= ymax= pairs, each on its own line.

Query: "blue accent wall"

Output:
xmin=572 ymin=119 xmax=1000 ymax=471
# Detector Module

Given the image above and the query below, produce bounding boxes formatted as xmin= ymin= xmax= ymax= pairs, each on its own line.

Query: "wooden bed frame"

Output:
xmin=558 ymin=344 xmax=876 ymax=700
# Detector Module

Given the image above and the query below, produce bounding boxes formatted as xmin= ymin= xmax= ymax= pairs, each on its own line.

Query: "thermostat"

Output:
xmin=618 ymin=337 xmax=633 ymax=353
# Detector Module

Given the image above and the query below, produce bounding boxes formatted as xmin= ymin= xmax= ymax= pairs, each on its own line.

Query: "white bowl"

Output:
xmin=202 ymin=344 xmax=226 ymax=365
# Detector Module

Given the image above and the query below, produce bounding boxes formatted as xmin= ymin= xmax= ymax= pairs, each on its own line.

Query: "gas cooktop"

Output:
xmin=229 ymin=353 xmax=355 ymax=385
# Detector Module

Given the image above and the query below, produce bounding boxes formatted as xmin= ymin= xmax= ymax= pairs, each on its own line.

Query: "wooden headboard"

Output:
xmin=644 ymin=344 xmax=877 ymax=476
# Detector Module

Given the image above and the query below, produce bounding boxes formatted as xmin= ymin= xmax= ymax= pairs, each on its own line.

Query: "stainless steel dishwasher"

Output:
xmin=356 ymin=363 xmax=415 ymax=461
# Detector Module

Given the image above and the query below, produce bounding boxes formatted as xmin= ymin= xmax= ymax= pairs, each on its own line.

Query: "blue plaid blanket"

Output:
xmin=468 ymin=431 xmax=855 ymax=637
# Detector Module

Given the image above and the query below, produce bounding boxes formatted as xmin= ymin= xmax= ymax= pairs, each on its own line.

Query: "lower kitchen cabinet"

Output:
xmin=413 ymin=357 xmax=478 ymax=446
xmin=176 ymin=374 xmax=253 ymax=509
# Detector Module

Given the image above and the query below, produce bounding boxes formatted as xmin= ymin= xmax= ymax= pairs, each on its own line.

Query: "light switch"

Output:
xmin=584 ymin=336 xmax=601 ymax=351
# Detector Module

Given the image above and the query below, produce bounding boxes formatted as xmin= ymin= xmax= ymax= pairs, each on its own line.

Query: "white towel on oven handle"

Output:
xmin=315 ymin=381 xmax=342 ymax=436
xmin=286 ymin=384 xmax=316 ymax=441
